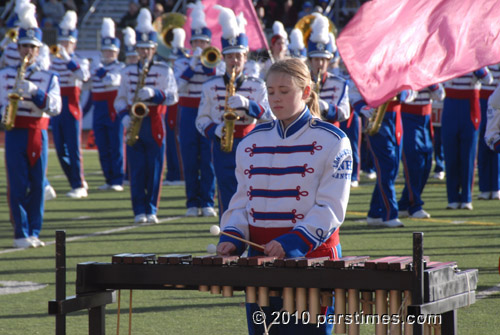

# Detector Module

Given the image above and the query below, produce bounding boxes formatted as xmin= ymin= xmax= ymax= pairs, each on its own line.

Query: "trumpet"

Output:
xmin=1 ymin=28 xmax=18 ymax=51
xmin=49 ymin=44 xmax=62 ymax=58
xmin=200 ymin=46 xmax=222 ymax=69
xmin=220 ymin=68 xmax=239 ymax=153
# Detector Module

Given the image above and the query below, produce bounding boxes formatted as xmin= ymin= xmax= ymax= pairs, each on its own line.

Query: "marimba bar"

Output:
xmin=49 ymin=232 xmax=477 ymax=335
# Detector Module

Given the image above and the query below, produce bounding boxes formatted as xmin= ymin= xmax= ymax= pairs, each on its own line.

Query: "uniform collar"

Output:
xmin=277 ymin=106 xmax=311 ymax=139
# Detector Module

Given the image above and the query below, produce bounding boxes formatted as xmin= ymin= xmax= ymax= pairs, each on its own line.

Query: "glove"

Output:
xmin=228 ymin=94 xmax=250 ymax=110
xmin=121 ymin=114 xmax=131 ymax=129
xmin=20 ymin=80 xmax=38 ymax=95
xmin=58 ymin=45 xmax=71 ymax=62
xmin=96 ymin=67 xmax=107 ymax=78
xmin=189 ymin=47 xmax=203 ymax=69
xmin=318 ymin=99 xmax=329 ymax=112
xmin=137 ymin=87 xmax=155 ymax=101
xmin=214 ymin=123 xmax=224 ymax=139
xmin=360 ymin=106 xmax=375 ymax=119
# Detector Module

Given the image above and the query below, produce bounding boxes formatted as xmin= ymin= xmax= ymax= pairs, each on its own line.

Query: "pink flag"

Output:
xmin=337 ymin=0 xmax=500 ymax=107
xmin=183 ymin=0 xmax=269 ymax=52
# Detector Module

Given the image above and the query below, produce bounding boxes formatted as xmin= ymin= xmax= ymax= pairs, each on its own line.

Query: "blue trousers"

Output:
xmin=433 ymin=126 xmax=445 ymax=173
xmin=340 ymin=112 xmax=361 ymax=182
xmin=51 ymin=100 xmax=85 ymax=189
xmin=398 ymin=112 xmax=432 ymax=214
xmin=92 ymin=101 xmax=124 ymax=186
xmin=212 ymin=137 xmax=244 ymax=215
xmin=164 ymin=104 xmax=183 ymax=182
xmin=442 ymin=98 xmax=478 ymax=203
xmin=478 ymin=98 xmax=500 ymax=192
xmin=5 ymin=129 xmax=48 ymax=239
xmin=127 ymin=117 xmax=165 ymax=216
xmin=367 ymin=112 xmax=401 ymax=221
xmin=179 ymin=106 xmax=216 ymax=208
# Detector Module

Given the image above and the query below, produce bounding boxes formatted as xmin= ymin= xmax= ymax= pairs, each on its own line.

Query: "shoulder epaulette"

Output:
xmin=309 ymin=119 xmax=346 ymax=140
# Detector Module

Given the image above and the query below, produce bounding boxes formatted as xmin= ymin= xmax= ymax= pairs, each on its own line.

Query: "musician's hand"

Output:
xmin=96 ymin=67 xmax=107 ymax=78
xmin=264 ymin=240 xmax=285 ymax=258
xmin=217 ymin=242 xmax=237 ymax=256
xmin=59 ymin=45 xmax=71 ymax=62
xmin=189 ymin=47 xmax=203 ymax=69
xmin=228 ymin=94 xmax=249 ymax=111
xmin=20 ymin=80 xmax=38 ymax=95
xmin=360 ymin=106 xmax=375 ymax=119
xmin=121 ymin=114 xmax=131 ymax=129
xmin=214 ymin=123 xmax=224 ymax=139
xmin=137 ymin=87 xmax=155 ymax=101
xmin=318 ymin=99 xmax=329 ymax=112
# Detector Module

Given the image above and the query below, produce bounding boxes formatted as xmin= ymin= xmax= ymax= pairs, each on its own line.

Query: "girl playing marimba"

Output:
xmin=217 ymin=58 xmax=352 ymax=334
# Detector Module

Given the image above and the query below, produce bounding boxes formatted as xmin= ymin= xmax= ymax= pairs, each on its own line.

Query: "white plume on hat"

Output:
xmin=171 ymin=28 xmax=185 ymax=49
xmin=188 ymin=0 xmax=207 ymax=30
xmin=18 ymin=3 xmax=38 ymax=29
xmin=101 ymin=18 xmax=115 ymax=39
xmin=309 ymin=14 xmax=329 ymax=44
xmin=214 ymin=5 xmax=240 ymax=39
xmin=123 ymin=27 xmax=136 ymax=46
xmin=272 ymin=21 xmax=287 ymax=40
xmin=37 ymin=44 xmax=50 ymax=70
xmin=236 ymin=12 xmax=247 ymax=33
xmin=328 ymin=32 xmax=337 ymax=53
xmin=289 ymin=28 xmax=305 ymax=51
xmin=60 ymin=10 xmax=77 ymax=30
xmin=136 ymin=8 xmax=154 ymax=32
xmin=15 ymin=0 xmax=30 ymax=14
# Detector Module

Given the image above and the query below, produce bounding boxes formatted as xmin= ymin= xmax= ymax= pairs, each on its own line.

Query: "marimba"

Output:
xmin=49 ymin=231 xmax=477 ymax=335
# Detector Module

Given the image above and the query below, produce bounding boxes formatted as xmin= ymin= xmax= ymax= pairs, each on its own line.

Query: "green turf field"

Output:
xmin=0 ymin=149 xmax=499 ymax=334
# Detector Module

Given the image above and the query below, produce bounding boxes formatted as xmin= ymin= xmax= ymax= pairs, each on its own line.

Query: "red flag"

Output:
xmin=337 ymin=0 xmax=500 ymax=107
xmin=183 ymin=0 xmax=269 ymax=52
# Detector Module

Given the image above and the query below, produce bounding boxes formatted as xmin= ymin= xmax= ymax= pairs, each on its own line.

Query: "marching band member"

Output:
xmin=307 ymin=14 xmax=350 ymax=124
xmin=398 ymin=84 xmax=445 ymax=219
xmin=1 ymin=3 xmax=61 ymax=248
xmin=162 ymin=28 xmax=186 ymax=188
xmin=288 ymin=28 xmax=307 ymax=61
xmin=217 ymin=58 xmax=352 ymax=335
xmin=442 ymin=68 xmax=493 ymax=210
xmin=260 ymin=20 xmax=288 ymax=78
xmin=196 ymin=5 xmax=273 ymax=216
xmin=49 ymin=10 xmax=90 ymax=198
xmin=91 ymin=18 xmax=125 ymax=191
xmin=175 ymin=1 xmax=223 ymax=217
xmin=1 ymin=0 xmax=57 ymax=201
xmin=431 ymin=98 xmax=445 ymax=180
xmin=115 ymin=8 xmax=178 ymax=224
xmin=361 ymin=90 xmax=416 ymax=228
xmin=477 ymin=64 xmax=500 ymax=200
xmin=485 ymin=84 xmax=500 ymax=154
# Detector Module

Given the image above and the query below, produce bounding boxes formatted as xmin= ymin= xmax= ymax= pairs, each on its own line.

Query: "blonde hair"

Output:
xmin=266 ymin=58 xmax=321 ymax=117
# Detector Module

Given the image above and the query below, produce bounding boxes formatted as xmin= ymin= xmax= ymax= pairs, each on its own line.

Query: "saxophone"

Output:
xmin=220 ymin=68 xmax=239 ymax=153
xmin=365 ymin=97 xmax=398 ymax=136
xmin=2 ymin=55 xmax=29 ymax=131
xmin=126 ymin=59 xmax=150 ymax=146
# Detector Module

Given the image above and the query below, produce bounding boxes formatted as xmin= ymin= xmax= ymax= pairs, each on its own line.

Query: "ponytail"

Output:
xmin=307 ymin=90 xmax=321 ymax=118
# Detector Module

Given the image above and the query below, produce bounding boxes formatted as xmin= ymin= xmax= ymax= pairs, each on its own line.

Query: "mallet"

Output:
xmin=210 ymin=225 xmax=265 ymax=251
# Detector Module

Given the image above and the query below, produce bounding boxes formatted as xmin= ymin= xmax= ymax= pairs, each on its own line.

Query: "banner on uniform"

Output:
xmin=183 ymin=0 xmax=269 ymax=52
xmin=337 ymin=0 xmax=500 ymax=107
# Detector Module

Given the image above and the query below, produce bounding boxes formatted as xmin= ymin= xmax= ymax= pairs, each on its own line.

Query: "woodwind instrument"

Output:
xmin=365 ymin=97 xmax=397 ymax=136
xmin=220 ymin=67 xmax=239 ymax=153
xmin=2 ymin=55 xmax=29 ymax=130
xmin=126 ymin=59 xmax=150 ymax=146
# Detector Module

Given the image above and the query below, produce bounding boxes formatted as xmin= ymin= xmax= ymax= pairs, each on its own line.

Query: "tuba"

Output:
xmin=220 ymin=68 xmax=239 ymax=153
xmin=126 ymin=59 xmax=150 ymax=146
xmin=365 ymin=97 xmax=396 ymax=136
xmin=294 ymin=14 xmax=337 ymax=47
xmin=2 ymin=55 xmax=29 ymax=131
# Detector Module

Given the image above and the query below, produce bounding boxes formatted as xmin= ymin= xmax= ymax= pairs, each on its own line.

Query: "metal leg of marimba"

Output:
xmin=283 ymin=287 xmax=295 ymax=313
xmin=296 ymin=287 xmax=307 ymax=320
xmin=361 ymin=291 xmax=373 ymax=315
xmin=258 ymin=286 xmax=270 ymax=307
xmin=308 ymin=288 xmax=321 ymax=325
xmin=389 ymin=290 xmax=402 ymax=335
xmin=246 ymin=287 xmax=257 ymax=304
xmin=347 ymin=289 xmax=360 ymax=335
xmin=403 ymin=290 xmax=413 ymax=335
xmin=375 ymin=289 xmax=387 ymax=335
xmin=334 ymin=288 xmax=346 ymax=334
